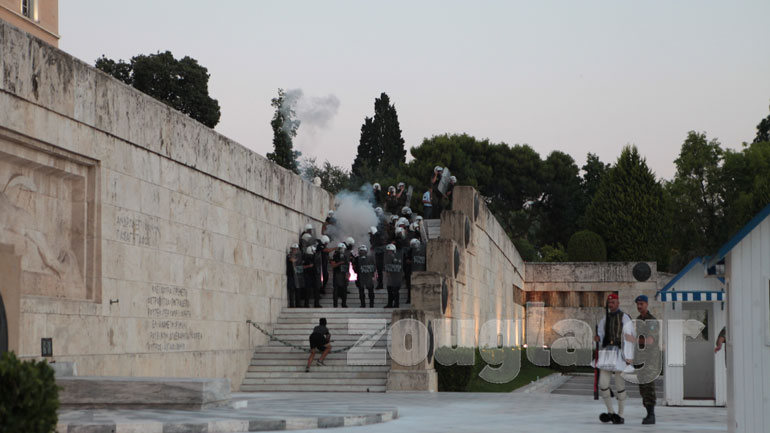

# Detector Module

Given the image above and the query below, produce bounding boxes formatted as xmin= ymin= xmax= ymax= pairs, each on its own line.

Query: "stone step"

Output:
xmin=246 ymin=370 xmax=388 ymax=376
xmin=250 ymin=359 xmax=388 ymax=367
xmin=276 ymin=317 xmax=393 ymax=324
xmin=249 ymin=359 xmax=390 ymax=367
xmin=270 ymin=325 xmax=388 ymax=333
xmin=240 ymin=384 xmax=386 ymax=392
xmin=253 ymin=345 xmax=387 ymax=353
xmin=280 ymin=307 xmax=398 ymax=314
xmin=243 ymin=376 xmax=386 ymax=385
xmin=246 ymin=365 xmax=390 ymax=373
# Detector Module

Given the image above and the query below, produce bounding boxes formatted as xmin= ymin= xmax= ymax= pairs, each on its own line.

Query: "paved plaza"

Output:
xmin=58 ymin=391 xmax=727 ymax=433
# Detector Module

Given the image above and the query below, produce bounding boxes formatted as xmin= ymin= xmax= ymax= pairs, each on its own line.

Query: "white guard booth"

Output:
xmin=657 ymin=256 xmax=727 ymax=406
xmin=705 ymin=203 xmax=770 ymax=433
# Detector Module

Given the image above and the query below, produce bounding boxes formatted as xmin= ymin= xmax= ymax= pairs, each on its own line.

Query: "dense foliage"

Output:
xmin=0 ymin=352 xmax=59 ymax=433
xmin=267 ymin=88 xmax=301 ymax=174
xmin=567 ymin=230 xmax=607 ymax=262
xmin=96 ymin=51 xmax=221 ymax=128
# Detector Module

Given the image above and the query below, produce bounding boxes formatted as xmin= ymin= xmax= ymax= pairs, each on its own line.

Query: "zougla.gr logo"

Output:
xmin=347 ymin=302 xmax=709 ymax=384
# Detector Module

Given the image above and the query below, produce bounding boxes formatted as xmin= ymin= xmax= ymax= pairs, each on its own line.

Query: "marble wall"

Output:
xmin=0 ymin=21 xmax=333 ymax=389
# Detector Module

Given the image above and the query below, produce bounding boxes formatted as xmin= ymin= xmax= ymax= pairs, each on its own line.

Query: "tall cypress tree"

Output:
xmin=584 ymin=146 xmax=669 ymax=267
xmin=267 ymin=88 xmax=300 ymax=174
xmin=351 ymin=92 xmax=406 ymax=178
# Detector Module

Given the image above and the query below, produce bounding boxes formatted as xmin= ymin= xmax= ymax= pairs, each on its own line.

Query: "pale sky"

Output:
xmin=60 ymin=1 xmax=770 ymax=180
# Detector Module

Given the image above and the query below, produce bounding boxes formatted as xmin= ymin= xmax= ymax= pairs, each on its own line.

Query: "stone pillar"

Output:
xmin=386 ymin=309 xmax=438 ymax=392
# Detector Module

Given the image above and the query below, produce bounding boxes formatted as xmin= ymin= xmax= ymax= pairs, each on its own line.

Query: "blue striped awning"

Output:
xmin=659 ymin=291 xmax=725 ymax=302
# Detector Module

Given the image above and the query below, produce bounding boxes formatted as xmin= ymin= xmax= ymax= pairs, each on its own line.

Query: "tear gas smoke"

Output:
xmin=325 ymin=184 xmax=378 ymax=252
xmin=280 ymin=88 xmax=340 ymax=137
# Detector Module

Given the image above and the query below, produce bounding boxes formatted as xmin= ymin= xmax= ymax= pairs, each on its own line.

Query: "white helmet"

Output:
xmin=402 ymin=206 xmax=412 ymax=216
xmin=410 ymin=222 xmax=419 ymax=232
xmin=304 ymin=224 xmax=313 ymax=232
xmin=410 ymin=238 xmax=421 ymax=248
xmin=305 ymin=246 xmax=315 ymax=255
xmin=301 ymin=233 xmax=312 ymax=242
xmin=373 ymin=183 xmax=381 ymax=191
xmin=374 ymin=207 xmax=384 ymax=216
xmin=290 ymin=243 xmax=299 ymax=249
xmin=388 ymin=185 xmax=396 ymax=193
xmin=337 ymin=242 xmax=346 ymax=250
xmin=397 ymin=182 xmax=405 ymax=189
xmin=386 ymin=244 xmax=397 ymax=252
xmin=397 ymin=217 xmax=409 ymax=227
xmin=345 ymin=236 xmax=355 ymax=246
xmin=450 ymin=175 xmax=457 ymax=184
xmin=434 ymin=166 xmax=443 ymax=172
xmin=415 ymin=215 xmax=423 ymax=222
xmin=320 ymin=235 xmax=330 ymax=245
xmin=395 ymin=227 xmax=406 ymax=239
xmin=390 ymin=215 xmax=399 ymax=223
xmin=368 ymin=226 xmax=377 ymax=235
xmin=358 ymin=245 xmax=368 ymax=253
xmin=327 ymin=210 xmax=334 ymax=218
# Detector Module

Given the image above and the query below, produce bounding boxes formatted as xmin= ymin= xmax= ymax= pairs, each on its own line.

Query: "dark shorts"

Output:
xmin=309 ymin=333 xmax=327 ymax=351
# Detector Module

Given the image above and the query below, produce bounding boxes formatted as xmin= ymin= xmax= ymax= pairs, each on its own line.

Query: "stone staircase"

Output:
xmin=424 ymin=218 xmax=441 ymax=240
xmin=242 ymin=283 xmax=411 ymax=392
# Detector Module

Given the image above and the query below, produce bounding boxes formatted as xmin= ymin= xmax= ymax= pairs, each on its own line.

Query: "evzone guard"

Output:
xmin=592 ymin=293 xmax=635 ymax=424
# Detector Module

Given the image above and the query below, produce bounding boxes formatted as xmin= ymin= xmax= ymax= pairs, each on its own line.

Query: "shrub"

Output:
xmin=434 ymin=347 xmax=474 ymax=391
xmin=567 ymin=230 xmax=607 ymax=262
xmin=0 ymin=352 xmax=59 ymax=433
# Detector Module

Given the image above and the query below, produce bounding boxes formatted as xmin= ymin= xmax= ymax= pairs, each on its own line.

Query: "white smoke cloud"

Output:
xmin=281 ymin=88 xmax=340 ymax=135
xmin=325 ymin=184 xmax=377 ymax=252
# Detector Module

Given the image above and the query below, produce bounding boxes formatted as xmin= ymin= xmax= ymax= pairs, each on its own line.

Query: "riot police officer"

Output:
xmin=330 ymin=243 xmax=349 ymax=308
xmin=353 ymin=245 xmax=376 ymax=308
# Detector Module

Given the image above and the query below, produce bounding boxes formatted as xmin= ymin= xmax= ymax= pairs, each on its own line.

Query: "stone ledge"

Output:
xmin=57 ymin=376 xmax=231 ymax=410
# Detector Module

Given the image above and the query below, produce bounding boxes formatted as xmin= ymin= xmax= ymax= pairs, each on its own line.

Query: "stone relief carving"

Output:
xmin=1 ymin=173 xmax=83 ymax=281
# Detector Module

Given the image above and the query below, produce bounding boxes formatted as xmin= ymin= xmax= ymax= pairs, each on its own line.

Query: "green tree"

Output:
xmin=753 ymin=103 xmax=770 ymax=143
xmin=539 ymin=151 xmax=583 ymax=247
xmin=351 ymin=93 xmax=406 ymax=179
xmin=567 ymin=230 xmax=607 ymax=261
xmin=666 ymin=132 xmax=725 ymax=269
xmin=540 ymin=243 xmax=568 ymax=262
xmin=584 ymin=146 xmax=669 ymax=267
xmin=267 ymin=88 xmax=301 ymax=174
xmin=300 ymin=157 xmax=350 ymax=194
xmin=722 ymin=140 xmax=770 ymax=235
xmin=95 ymin=51 xmax=221 ymax=128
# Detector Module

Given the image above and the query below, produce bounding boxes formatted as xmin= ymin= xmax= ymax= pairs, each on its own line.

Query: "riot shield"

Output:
xmin=406 ymin=185 xmax=413 ymax=208
xmin=383 ymin=250 xmax=403 ymax=287
xmin=437 ymin=167 xmax=451 ymax=195
xmin=357 ymin=254 xmax=376 ymax=288
xmin=333 ymin=251 xmax=349 ymax=288
xmin=411 ymin=244 xmax=427 ymax=272
xmin=291 ymin=250 xmax=305 ymax=289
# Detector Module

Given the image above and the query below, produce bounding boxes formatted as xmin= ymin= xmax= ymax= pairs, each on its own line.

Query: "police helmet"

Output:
xmin=450 ymin=175 xmax=457 ymax=184
xmin=368 ymin=226 xmax=377 ymax=235
xmin=290 ymin=243 xmax=299 ymax=250
xmin=337 ymin=242 xmax=346 ymax=250
xmin=301 ymin=233 xmax=312 ymax=242
xmin=304 ymin=224 xmax=313 ymax=232
xmin=386 ymin=244 xmax=397 ymax=252
xmin=410 ymin=238 xmax=421 ymax=248
xmin=373 ymin=183 xmax=381 ymax=191
xmin=345 ymin=236 xmax=355 ymax=246
xmin=320 ymin=235 xmax=330 ymax=245
xmin=358 ymin=245 xmax=368 ymax=253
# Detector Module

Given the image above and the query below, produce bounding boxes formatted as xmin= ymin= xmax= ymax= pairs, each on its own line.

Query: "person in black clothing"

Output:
xmin=353 ymin=245 xmax=376 ymax=307
xmin=306 ymin=318 xmax=331 ymax=371
xmin=383 ymin=244 xmax=403 ymax=308
xmin=431 ymin=166 xmax=444 ymax=216
xmin=317 ymin=235 xmax=331 ymax=294
xmin=330 ymin=243 xmax=349 ymax=308
xmin=372 ymin=183 xmax=382 ymax=207
xmin=286 ymin=244 xmax=303 ymax=308
xmin=445 ymin=176 xmax=457 ymax=210
xmin=302 ymin=246 xmax=318 ymax=308
xmin=370 ymin=226 xmax=385 ymax=291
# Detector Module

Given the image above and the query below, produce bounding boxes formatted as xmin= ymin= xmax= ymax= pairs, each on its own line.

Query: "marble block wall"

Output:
xmin=0 ymin=20 xmax=333 ymax=389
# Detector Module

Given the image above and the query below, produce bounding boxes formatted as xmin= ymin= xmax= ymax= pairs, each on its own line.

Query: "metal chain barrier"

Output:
xmin=247 ymin=320 xmax=390 ymax=354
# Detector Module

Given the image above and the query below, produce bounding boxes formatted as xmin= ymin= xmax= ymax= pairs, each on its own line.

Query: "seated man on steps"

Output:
xmin=306 ymin=318 xmax=331 ymax=372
